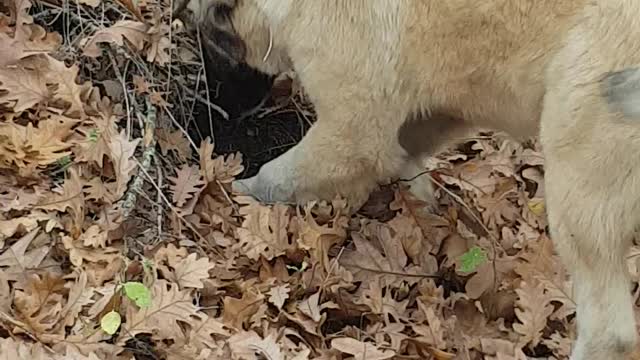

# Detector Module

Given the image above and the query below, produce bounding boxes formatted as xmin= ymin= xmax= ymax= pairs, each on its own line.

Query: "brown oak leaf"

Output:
xmin=156 ymin=128 xmax=192 ymax=161
xmin=170 ymin=253 xmax=214 ymax=289
xmin=222 ymin=290 xmax=265 ymax=329
xmin=168 ymin=164 xmax=205 ymax=209
xmin=0 ymin=63 xmax=49 ymax=112
xmin=228 ymin=330 xmax=284 ymax=360
xmin=37 ymin=167 xmax=85 ymax=230
xmin=0 ymin=228 xmax=50 ymax=281
xmin=198 ymin=137 xmax=244 ymax=184
xmin=235 ymin=199 xmax=293 ymax=261
xmin=331 ymin=337 xmax=395 ymax=360
xmin=267 ymin=284 xmax=290 ymax=310
xmin=0 ymin=116 xmax=76 ymax=168
xmin=119 ymin=280 xmax=198 ymax=344
xmin=513 ymin=280 xmax=554 ymax=347
xmin=187 ymin=313 xmax=231 ymax=349
xmin=108 ymin=130 xmax=140 ymax=199
xmin=82 ymin=20 xmax=148 ymax=57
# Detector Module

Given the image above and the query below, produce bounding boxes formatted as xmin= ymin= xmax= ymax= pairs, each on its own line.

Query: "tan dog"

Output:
xmin=175 ymin=0 xmax=640 ymax=358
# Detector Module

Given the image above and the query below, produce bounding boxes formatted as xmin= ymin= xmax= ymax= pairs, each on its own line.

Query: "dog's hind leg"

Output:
xmin=541 ymin=22 xmax=640 ymax=358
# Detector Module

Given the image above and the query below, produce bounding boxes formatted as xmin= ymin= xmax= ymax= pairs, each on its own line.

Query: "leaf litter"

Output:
xmin=1 ymin=0 xmax=638 ymax=359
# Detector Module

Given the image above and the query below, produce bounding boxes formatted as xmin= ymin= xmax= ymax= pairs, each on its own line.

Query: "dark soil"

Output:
xmin=189 ymin=50 xmax=312 ymax=179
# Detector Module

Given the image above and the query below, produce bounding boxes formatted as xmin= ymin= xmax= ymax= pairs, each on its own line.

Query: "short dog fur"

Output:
xmin=175 ymin=1 xmax=640 ymax=358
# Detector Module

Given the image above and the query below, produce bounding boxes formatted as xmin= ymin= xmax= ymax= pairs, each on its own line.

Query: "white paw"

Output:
xmin=400 ymin=160 xmax=436 ymax=208
xmin=232 ymin=175 xmax=295 ymax=204
xmin=232 ymin=149 xmax=299 ymax=204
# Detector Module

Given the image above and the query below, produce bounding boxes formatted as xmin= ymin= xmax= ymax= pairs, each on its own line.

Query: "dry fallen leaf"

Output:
xmin=108 ymin=131 xmax=141 ymax=199
xmin=171 ymin=253 xmax=214 ymax=289
xmin=82 ymin=20 xmax=149 ymax=57
xmin=223 ymin=290 xmax=265 ymax=329
xmin=513 ymin=280 xmax=554 ymax=347
xmin=156 ymin=128 xmax=192 ymax=161
xmin=235 ymin=200 xmax=293 ymax=261
xmin=168 ymin=165 xmax=206 ymax=209
xmin=77 ymin=0 xmax=101 ymax=7
xmin=331 ymin=337 xmax=395 ymax=360
xmin=267 ymin=284 xmax=290 ymax=310
xmin=0 ymin=0 xmax=584 ymax=357
xmin=119 ymin=280 xmax=198 ymax=344
xmin=0 ymin=64 xmax=49 ymax=112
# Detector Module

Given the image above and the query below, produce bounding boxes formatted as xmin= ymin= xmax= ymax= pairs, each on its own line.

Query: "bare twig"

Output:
xmin=121 ymin=98 xmax=157 ymax=218
xmin=195 ymin=24 xmax=220 ymax=145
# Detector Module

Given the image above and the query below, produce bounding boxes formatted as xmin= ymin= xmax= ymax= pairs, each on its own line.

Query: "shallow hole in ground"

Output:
xmin=190 ymin=51 xmax=312 ymax=179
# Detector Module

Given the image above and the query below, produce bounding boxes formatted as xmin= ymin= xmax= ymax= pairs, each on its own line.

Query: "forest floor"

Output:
xmin=2 ymin=0 xmax=638 ymax=359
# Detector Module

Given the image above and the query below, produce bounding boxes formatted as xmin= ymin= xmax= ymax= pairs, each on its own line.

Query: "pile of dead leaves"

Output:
xmin=3 ymin=0 xmax=640 ymax=359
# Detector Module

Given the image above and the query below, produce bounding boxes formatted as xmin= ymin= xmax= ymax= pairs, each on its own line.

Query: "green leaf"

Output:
xmin=100 ymin=310 xmax=121 ymax=335
xmin=56 ymin=155 xmax=72 ymax=168
xmin=142 ymin=258 xmax=154 ymax=273
xmin=88 ymin=128 xmax=99 ymax=143
xmin=458 ymin=246 xmax=488 ymax=273
xmin=123 ymin=281 xmax=152 ymax=308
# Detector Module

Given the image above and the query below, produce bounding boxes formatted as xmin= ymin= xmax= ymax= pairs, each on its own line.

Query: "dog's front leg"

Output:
xmin=232 ymin=103 xmax=409 ymax=210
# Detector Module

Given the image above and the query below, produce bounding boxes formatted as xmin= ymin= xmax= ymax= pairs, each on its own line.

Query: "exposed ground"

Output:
xmin=2 ymin=0 xmax=639 ymax=359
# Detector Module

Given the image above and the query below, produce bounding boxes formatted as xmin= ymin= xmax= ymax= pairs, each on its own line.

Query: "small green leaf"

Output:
xmin=142 ymin=258 xmax=154 ymax=273
xmin=123 ymin=281 xmax=152 ymax=308
xmin=459 ymin=246 xmax=488 ymax=273
xmin=56 ymin=155 xmax=72 ymax=168
xmin=100 ymin=310 xmax=121 ymax=335
xmin=88 ymin=128 xmax=99 ymax=143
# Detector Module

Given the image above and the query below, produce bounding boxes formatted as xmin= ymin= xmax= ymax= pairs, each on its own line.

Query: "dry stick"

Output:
xmin=426 ymin=175 xmax=501 ymax=291
xmin=133 ymin=157 xmax=220 ymax=257
xmin=156 ymin=164 xmax=164 ymax=244
xmin=399 ymin=169 xmax=504 ymax=252
xmin=216 ymin=179 xmax=239 ymax=212
xmin=121 ymin=98 xmax=157 ymax=218
xmin=196 ymin=25 xmax=217 ymax=140
xmin=351 ymin=265 xmax=440 ymax=279
xmin=163 ymin=104 xmax=199 ymax=152
xmin=0 ymin=312 xmax=55 ymax=353
xmin=164 ymin=0 xmax=174 ymax=99
xmin=185 ymin=68 xmax=205 ymax=141
xmin=107 ymin=51 xmax=133 ymax=138
xmin=181 ymin=85 xmax=229 ymax=120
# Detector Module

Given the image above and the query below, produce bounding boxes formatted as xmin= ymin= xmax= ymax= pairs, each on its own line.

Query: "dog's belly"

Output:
xmin=400 ymin=0 xmax=589 ymax=137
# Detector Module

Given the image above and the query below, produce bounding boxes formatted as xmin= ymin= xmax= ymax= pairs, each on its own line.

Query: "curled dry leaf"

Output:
xmin=146 ymin=23 xmax=171 ymax=65
xmin=108 ymin=131 xmax=141 ymax=199
xmin=0 ymin=229 xmax=50 ymax=281
xmin=0 ymin=0 xmax=61 ymax=67
xmin=223 ymin=290 xmax=265 ymax=329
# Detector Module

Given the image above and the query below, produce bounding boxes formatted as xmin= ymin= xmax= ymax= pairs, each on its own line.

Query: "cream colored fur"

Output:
xmin=176 ymin=1 xmax=640 ymax=358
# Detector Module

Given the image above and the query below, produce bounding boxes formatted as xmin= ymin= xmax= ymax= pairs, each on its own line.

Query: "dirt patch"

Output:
xmin=189 ymin=51 xmax=313 ymax=178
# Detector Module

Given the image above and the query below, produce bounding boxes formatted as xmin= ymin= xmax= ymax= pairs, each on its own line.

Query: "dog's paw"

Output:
xmin=232 ymin=174 xmax=296 ymax=205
